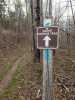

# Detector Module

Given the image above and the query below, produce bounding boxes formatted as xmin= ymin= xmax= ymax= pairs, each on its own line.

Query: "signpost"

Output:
xmin=37 ymin=18 xmax=59 ymax=100
xmin=37 ymin=26 xmax=59 ymax=49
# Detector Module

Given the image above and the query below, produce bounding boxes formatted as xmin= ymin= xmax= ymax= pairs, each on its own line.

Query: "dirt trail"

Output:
xmin=0 ymin=55 xmax=25 ymax=94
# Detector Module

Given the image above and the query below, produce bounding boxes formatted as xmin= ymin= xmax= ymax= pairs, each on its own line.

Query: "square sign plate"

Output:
xmin=37 ymin=26 xmax=59 ymax=49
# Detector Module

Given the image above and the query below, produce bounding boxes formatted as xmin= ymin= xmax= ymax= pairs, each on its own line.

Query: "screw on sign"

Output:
xmin=37 ymin=26 xmax=59 ymax=49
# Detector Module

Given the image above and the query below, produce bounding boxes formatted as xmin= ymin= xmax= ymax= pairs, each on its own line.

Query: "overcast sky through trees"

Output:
xmin=5 ymin=0 xmax=75 ymax=20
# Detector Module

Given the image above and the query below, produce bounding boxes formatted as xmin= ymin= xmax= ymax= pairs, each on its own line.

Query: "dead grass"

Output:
xmin=0 ymin=46 xmax=42 ymax=100
xmin=53 ymin=49 xmax=75 ymax=100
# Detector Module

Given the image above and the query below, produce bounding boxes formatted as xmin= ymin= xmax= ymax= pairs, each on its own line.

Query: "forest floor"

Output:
xmin=0 ymin=45 xmax=42 ymax=100
xmin=0 ymin=42 xmax=75 ymax=100
xmin=53 ymin=49 xmax=75 ymax=100
xmin=0 ymin=54 xmax=25 ymax=93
